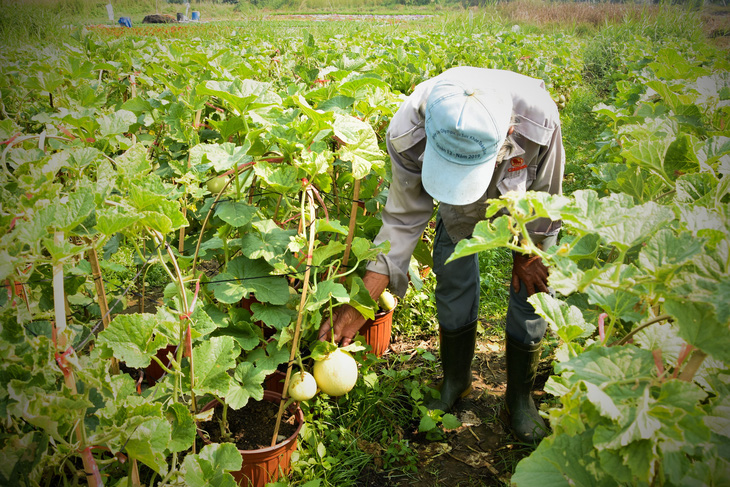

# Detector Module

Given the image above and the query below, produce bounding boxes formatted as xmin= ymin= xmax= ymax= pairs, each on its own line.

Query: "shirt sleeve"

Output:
xmin=525 ymin=122 xmax=565 ymax=245
xmin=366 ymin=137 xmax=434 ymax=297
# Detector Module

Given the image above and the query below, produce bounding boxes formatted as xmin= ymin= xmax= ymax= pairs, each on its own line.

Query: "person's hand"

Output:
xmin=318 ymin=305 xmax=369 ymax=347
xmin=318 ymin=271 xmax=390 ymax=347
xmin=511 ymin=253 xmax=549 ymax=296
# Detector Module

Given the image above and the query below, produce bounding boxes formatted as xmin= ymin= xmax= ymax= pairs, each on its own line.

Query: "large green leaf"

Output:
xmin=0 ymin=431 xmax=48 ymax=485
xmin=564 ymin=191 xmax=674 ymax=251
xmin=638 ymin=229 xmax=705 ymax=279
xmin=664 ymin=134 xmax=700 ymax=178
xmin=215 ymin=200 xmax=257 ymax=227
xmin=448 ymin=217 xmax=515 ymax=262
xmin=96 ymin=208 xmax=141 ymax=235
xmin=512 ymin=430 xmax=614 ymax=487
xmin=128 ymin=183 xmax=188 ymax=233
xmin=225 ymin=362 xmax=266 ymax=410
xmin=97 ymin=314 xmax=170 ymax=368
xmin=250 ymin=303 xmax=295 ymax=330
xmin=664 ymin=299 xmax=730 ymax=362
xmin=190 ymin=142 xmax=252 ymax=173
xmin=7 ymin=386 xmax=93 ymax=442
xmin=225 ymin=255 xmax=291 ymax=306
xmin=675 ymin=172 xmax=718 ymax=206
xmin=528 ymin=293 xmax=595 ymax=344
xmin=246 ymin=340 xmax=291 ymax=374
xmin=98 ymin=109 xmax=136 ymax=137
xmin=166 ymin=403 xmax=196 ymax=453
xmin=584 ymin=269 xmax=644 ymax=323
xmin=306 ymin=280 xmax=350 ymax=311
xmin=192 ymin=336 xmax=239 ymax=397
xmin=554 ymin=346 xmax=655 ymax=395
xmin=334 ymin=114 xmax=384 ymax=179
xmin=39 ymin=187 xmax=95 ymax=233
xmin=254 ymin=161 xmax=301 ymax=194
xmin=114 ymin=143 xmax=151 ymax=178
xmin=208 ymin=271 xmax=246 ymax=304
xmin=239 ymin=220 xmax=296 ymax=265
xmin=125 ymin=417 xmax=171 ymax=475
xmin=182 ymin=443 xmax=241 ymax=487
xmin=347 ymin=275 xmax=377 ymax=321
xmin=312 ymin=240 xmax=346 ymax=267
xmin=197 ymin=79 xmax=281 ymax=114
xmin=704 ymin=396 xmax=730 ymax=440
xmin=214 ymin=317 xmax=260 ymax=351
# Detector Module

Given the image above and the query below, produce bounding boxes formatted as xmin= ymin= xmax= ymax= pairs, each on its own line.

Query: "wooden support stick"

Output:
xmin=341 ymin=179 xmax=361 ymax=274
xmin=88 ymin=247 xmax=119 ymax=374
xmin=53 ymin=233 xmax=101 ymax=487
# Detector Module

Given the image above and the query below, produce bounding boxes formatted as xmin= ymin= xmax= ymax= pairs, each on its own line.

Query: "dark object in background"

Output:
xmin=142 ymin=14 xmax=177 ymax=24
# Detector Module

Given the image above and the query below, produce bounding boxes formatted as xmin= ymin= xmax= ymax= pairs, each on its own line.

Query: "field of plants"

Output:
xmin=1 ymin=1 xmax=729 ymax=486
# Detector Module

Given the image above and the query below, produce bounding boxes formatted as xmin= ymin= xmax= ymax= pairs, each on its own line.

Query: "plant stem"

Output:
xmin=613 ymin=314 xmax=673 ymax=346
xmin=220 ymin=399 xmax=231 ymax=442
xmin=603 ymin=314 xmax=618 ymax=344
xmin=150 ymin=354 xmax=175 ymax=375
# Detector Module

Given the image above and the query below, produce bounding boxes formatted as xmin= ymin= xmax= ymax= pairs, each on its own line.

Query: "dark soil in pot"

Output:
xmin=201 ymin=399 xmax=299 ymax=450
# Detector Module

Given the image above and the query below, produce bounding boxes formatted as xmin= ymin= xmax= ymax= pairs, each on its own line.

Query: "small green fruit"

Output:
xmin=288 ymin=371 xmax=317 ymax=401
xmin=378 ymin=290 xmax=396 ymax=311
xmin=206 ymin=175 xmax=227 ymax=194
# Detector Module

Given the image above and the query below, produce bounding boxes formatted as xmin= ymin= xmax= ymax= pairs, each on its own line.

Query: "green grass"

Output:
xmin=289 ymin=350 xmax=433 ymax=486
xmin=560 ymin=86 xmax=604 ymax=195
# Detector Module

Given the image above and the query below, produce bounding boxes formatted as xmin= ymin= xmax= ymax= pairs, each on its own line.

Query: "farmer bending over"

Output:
xmin=320 ymin=66 xmax=564 ymax=443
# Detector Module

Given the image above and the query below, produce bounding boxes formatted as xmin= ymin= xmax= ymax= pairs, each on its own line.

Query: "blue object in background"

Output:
xmin=191 ymin=11 xmax=200 ymax=21
xmin=118 ymin=17 xmax=132 ymax=28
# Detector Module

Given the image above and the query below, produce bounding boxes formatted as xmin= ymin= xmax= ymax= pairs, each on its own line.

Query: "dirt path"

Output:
xmin=358 ymin=334 xmax=549 ymax=486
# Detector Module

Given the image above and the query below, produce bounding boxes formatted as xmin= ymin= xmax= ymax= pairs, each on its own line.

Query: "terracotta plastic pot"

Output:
xmin=199 ymin=391 xmax=304 ymax=487
xmin=145 ymin=344 xmax=177 ymax=386
xmin=360 ymin=301 xmax=396 ymax=357
xmin=263 ymin=369 xmax=286 ymax=395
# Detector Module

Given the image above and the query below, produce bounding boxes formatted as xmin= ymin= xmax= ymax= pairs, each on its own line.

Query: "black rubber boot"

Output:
xmin=505 ymin=335 xmax=548 ymax=442
xmin=426 ymin=321 xmax=478 ymax=412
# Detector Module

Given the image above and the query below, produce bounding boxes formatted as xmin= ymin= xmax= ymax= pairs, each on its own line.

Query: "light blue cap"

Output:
xmin=422 ymin=78 xmax=512 ymax=205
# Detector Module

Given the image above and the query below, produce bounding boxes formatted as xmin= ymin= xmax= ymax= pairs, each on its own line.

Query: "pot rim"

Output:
xmin=373 ymin=297 xmax=398 ymax=319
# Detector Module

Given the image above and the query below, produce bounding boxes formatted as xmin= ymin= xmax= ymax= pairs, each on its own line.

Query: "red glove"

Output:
xmin=511 ymin=253 xmax=549 ymax=296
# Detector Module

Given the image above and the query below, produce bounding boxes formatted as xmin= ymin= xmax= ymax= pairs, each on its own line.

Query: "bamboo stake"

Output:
xmin=52 ymin=232 xmax=101 ymax=487
xmin=87 ymin=248 xmax=119 ymax=375
xmin=341 ymin=179 xmax=361 ymax=273
xmin=271 ymin=190 xmax=317 ymax=447
xmin=53 ymin=233 xmax=67 ymax=340
xmin=679 ymin=349 xmax=708 ymax=382
xmin=130 ymin=74 xmax=137 ymax=145
xmin=130 ymin=459 xmax=141 ymax=487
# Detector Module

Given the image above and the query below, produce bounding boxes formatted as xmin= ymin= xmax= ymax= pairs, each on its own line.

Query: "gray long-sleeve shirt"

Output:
xmin=366 ymin=67 xmax=565 ymax=297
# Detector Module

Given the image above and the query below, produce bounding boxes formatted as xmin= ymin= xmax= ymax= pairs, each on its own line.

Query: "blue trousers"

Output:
xmin=432 ymin=215 xmax=556 ymax=345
